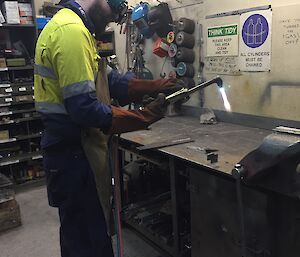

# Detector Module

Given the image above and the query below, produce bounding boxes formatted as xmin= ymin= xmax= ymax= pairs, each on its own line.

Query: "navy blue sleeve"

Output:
xmin=64 ymin=91 xmax=112 ymax=130
xmin=108 ymin=70 xmax=135 ymax=106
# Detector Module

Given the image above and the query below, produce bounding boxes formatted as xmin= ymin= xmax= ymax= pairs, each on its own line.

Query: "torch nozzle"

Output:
xmin=214 ymin=76 xmax=223 ymax=88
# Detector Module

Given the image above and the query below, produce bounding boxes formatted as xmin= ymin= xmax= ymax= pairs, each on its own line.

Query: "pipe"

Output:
xmin=166 ymin=76 xmax=223 ymax=104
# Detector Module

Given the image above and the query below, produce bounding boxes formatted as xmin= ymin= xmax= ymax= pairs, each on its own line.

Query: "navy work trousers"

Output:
xmin=43 ymin=146 xmax=114 ymax=257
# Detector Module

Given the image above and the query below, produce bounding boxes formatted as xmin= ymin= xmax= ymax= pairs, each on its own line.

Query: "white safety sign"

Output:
xmin=207 ymin=24 xmax=239 ymax=57
xmin=239 ymin=9 xmax=272 ymax=71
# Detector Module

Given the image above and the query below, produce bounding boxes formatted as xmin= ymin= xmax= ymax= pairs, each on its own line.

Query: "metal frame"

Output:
xmin=117 ymin=140 xmax=185 ymax=257
xmin=169 ymin=157 xmax=180 ymax=257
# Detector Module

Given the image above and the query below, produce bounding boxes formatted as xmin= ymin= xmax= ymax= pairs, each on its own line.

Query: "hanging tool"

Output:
xmin=176 ymin=47 xmax=195 ymax=63
xmin=176 ymin=31 xmax=195 ymax=48
xmin=166 ymin=31 xmax=175 ymax=44
xmin=153 ymin=38 xmax=170 ymax=58
xmin=179 ymin=77 xmax=195 ymax=89
xmin=178 ymin=18 xmax=195 ymax=33
xmin=166 ymin=76 xmax=223 ymax=105
xmin=131 ymin=2 xmax=154 ymax=38
xmin=168 ymin=43 xmax=178 ymax=58
xmin=176 ymin=62 xmax=195 ymax=77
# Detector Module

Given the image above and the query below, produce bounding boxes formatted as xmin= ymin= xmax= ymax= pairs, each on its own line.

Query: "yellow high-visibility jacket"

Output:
xmin=34 ymin=7 xmax=131 ymax=148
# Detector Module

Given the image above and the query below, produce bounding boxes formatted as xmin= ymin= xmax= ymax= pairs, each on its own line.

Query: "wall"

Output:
xmin=114 ymin=0 xmax=300 ymax=122
xmin=34 ymin=0 xmax=300 ymax=121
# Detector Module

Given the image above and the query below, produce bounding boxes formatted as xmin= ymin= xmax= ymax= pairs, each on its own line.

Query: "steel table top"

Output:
xmin=120 ymin=116 xmax=271 ymax=175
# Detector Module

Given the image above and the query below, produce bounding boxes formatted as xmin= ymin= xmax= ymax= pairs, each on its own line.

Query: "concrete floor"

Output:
xmin=0 ymin=186 xmax=160 ymax=257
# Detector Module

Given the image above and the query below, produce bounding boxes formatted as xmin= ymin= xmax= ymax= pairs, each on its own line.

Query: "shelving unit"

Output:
xmin=0 ymin=0 xmax=44 ymax=185
xmin=0 ymin=24 xmax=35 ymax=28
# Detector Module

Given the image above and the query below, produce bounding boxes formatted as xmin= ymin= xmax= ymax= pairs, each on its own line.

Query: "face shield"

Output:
xmin=107 ymin=0 xmax=128 ymax=24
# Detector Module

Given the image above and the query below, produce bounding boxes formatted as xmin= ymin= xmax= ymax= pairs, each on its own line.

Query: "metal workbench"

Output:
xmin=117 ymin=115 xmax=300 ymax=257
xmin=120 ymin=116 xmax=270 ymax=174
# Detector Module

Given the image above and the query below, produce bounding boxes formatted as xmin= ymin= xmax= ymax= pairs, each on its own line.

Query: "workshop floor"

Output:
xmin=0 ymin=186 xmax=160 ymax=257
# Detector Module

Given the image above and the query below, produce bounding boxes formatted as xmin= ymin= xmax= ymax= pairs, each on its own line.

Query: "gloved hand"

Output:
xmin=107 ymin=93 xmax=167 ymax=135
xmin=128 ymin=78 xmax=184 ymax=103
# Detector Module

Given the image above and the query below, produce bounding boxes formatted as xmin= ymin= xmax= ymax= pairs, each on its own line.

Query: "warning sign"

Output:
xmin=239 ymin=10 xmax=272 ymax=71
xmin=207 ymin=24 xmax=239 ymax=57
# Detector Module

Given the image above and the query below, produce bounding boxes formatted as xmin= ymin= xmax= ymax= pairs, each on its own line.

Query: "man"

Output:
xmin=34 ymin=0 xmax=181 ymax=256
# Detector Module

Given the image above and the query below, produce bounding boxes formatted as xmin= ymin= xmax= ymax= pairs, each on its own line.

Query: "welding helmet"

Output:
xmin=107 ymin=0 xmax=128 ymax=24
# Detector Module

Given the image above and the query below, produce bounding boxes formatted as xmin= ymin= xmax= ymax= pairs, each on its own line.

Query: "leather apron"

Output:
xmin=81 ymin=58 xmax=114 ymax=235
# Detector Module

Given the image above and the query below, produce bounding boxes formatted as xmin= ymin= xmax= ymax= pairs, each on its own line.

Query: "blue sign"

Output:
xmin=242 ymin=14 xmax=269 ymax=48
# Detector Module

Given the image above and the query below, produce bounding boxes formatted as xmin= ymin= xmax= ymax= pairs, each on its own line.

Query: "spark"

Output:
xmin=219 ymin=87 xmax=232 ymax=112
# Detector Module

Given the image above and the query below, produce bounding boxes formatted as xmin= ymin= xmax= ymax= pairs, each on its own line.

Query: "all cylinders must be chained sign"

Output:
xmin=239 ymin=9 xmax=273 ymax=71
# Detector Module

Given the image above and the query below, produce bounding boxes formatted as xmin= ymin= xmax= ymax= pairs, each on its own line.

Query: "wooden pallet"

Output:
xmin=0 ymin=199 xmax=22 ymax=233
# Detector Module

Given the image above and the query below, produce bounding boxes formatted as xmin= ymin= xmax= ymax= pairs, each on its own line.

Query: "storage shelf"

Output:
xmin=0 ymin=24 xmax=35 ymax=28
xmin=0 ymin=83 xmax=33 ymax=87
xmin=0 ymin=100 xmax=34 ymax=107
xmin=0 ymin=91 xmax=34 ymax=98
xmin=99 ymin=50 xmax=114 ymax=53
xmin=8 ymin=65 xmax=34 ymax=71
xmin=0 ymin=151 xmax=43 ymax=167
xmin=0 ymin=0 xmax=41 ymax=187
xmin=0 ymin=116 xmax=41 ymax=125
xmin=14 ymin=177 xmax=46 ymax=193
xmin=125 ymin=218 xmax=174 ymax=256
xmin=0 ymin=132 xmax=42 ymax=144
xmin=0 ymin=65 xmax=34 ymax=72
xmin=0 ymin=108 xmax=36 ymax=117
xmin=11 ymin=82 xmax=34 ymax=86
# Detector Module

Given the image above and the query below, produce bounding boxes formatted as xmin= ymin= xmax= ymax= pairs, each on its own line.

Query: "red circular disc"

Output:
xmin=167 ymin=31 xmax=175 ymax=44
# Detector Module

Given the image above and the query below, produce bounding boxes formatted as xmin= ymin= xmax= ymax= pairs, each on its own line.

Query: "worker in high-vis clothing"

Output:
xmin=34 ymin=0 xmax=182 ymax=256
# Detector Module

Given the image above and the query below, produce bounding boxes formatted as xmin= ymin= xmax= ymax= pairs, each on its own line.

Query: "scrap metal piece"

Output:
xmin=186 ymin=145 xmax=218 ymax=154
xmin=200 ymin=108 xmax=217 ymax=124
xmin=137 ymin=137 xmax=194 ymax=151
xmin=207 ymin=152 xmax=218 ymax=164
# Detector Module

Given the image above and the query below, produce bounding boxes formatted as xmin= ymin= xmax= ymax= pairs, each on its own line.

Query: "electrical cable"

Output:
xmin=159 ymin=57 xmax=167 ymax=78
xmin=108 ymin=136 xmax=124 ymax=257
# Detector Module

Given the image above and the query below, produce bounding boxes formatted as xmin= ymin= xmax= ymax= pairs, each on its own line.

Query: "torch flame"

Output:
xmin=219 ymin=87 xmax=232 ymax=112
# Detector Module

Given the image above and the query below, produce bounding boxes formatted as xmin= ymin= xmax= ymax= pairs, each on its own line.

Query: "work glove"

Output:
xmin=107 ymin=93 xmax=167 ymax=134
xmin=128 ymin=78 xmax=184 ymax=103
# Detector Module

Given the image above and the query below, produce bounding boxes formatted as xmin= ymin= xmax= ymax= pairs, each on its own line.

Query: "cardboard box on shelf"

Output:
xmin=0 ymin=130 xmax=9 ymax=140
xmin=18 ymin=3 xmax=32 ymax=17
xmin=15 ymin=95 xmax=33 ymax=102
xmin=97 ymin=42 xmax=114 ymax=51
xmin=0 ymin=58 xmax=6 ymax=68
xmin=20 ymin=16 xmax=33 ymax=24
xmin=2 ymin=1 xmax=20 ymax=24
xmin=0 ymin=10 xmax=5 ymax=24
xmin=6 ymin=58 xmax=26 ymax=67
